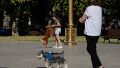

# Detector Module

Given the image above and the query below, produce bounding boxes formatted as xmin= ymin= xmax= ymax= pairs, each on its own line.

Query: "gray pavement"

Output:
xmin=0 ymin=41 xmax=120 ymax=68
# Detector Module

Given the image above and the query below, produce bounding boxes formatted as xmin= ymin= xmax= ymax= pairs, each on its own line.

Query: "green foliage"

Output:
xmin=74 ymin=0 xmax=88 ymax=15
xmin=0 ymin=0 xmax=120 ymax=28
xmin=49 ymin=0 xmax=88 ymax=16
xmin=49 ymin=0 xmax=68 ymax=15
xmin=102 ymin=0 xmax=120 ymax=19
xmin=0 ymin=0 xmax=120 ymax=36
xmin=49 ymin=0 xmax=120 ymax=20
xmin=0 ymin=0 xmax=119 ymax=18
xmin=11 ymin=0 xmax=31 ymax=3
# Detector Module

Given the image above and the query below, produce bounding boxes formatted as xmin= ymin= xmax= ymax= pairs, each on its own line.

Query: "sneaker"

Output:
xmin=53 ymin=46 xmax=58 ymax=48
xmin=99 ymin=66 xmax=104 ymax=68
xmin=57 ymin=46 xmax=63 ymax=49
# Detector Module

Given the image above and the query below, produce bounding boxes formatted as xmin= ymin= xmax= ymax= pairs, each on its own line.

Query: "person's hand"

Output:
xmin=79 ymin=14 xmax=88 ymax=23
xmin=79 ymin=18 xmax=82 ymax=22
xmin=79 ymin=18 xmax=83 ymax=23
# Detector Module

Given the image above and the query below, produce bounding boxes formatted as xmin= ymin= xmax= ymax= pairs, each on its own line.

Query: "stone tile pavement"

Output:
xmin=0 ymin=41 xmax=120 ymax=68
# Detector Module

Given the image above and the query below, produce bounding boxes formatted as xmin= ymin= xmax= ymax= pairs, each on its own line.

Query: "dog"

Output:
xmin=36 ymin=50 xmax=68 ymax=68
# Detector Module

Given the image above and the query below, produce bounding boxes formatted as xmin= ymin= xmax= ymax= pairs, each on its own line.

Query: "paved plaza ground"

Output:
xmin=0 ymin=41 xmax=120 ymax=68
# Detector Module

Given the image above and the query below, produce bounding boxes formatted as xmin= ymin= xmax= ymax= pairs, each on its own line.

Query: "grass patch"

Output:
xmin=0 ymin=36 xmax=86 ymax=42
xmin=0 ymin=36 xmax=41 ymax=41
xmin=0 ymin=36 xmax=119 ymax=43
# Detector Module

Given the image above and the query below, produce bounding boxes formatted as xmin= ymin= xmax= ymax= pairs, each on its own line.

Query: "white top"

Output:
xmin=84 ymin=5 xmax=102 ymax=36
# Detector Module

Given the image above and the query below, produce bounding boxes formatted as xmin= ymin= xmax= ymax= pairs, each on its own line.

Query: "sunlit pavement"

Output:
xmin=0 ymin=41 xmax=120 ymax=68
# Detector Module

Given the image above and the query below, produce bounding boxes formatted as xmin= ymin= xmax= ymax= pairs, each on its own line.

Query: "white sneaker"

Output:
xmin=57 ymin=46 xmax=63 ymax=49
xmin=53 ymin=46 xmax=58 ymax=48
xmin=99 ymin=66 xmax=104 ymax=68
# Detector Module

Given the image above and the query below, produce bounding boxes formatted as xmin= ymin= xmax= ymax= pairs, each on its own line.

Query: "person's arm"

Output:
xmin=79 ymin=14 xmax=88 ymax=23
xmin=52 ymin=22 xmax=61 ymax=27
xmin=56 ymin=22 xmax=61 ymax=27
xmin=52 ymin=19 xmax=61 ymax=27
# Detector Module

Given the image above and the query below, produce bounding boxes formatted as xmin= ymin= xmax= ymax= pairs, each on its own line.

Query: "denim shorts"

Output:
xmin=55 ymin=28 xmax=61 ymax=35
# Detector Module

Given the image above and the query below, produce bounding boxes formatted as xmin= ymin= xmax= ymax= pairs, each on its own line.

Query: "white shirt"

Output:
xmin=84 ymin=5 xmax=102 ymax=36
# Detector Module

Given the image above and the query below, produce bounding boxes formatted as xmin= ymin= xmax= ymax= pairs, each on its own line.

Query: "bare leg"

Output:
xmin=55 ymin=34 xmax=61 ymax=47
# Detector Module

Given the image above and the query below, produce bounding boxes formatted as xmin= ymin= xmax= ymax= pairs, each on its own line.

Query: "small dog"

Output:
xmin=36 ymin=50 xmax=68 ymax=68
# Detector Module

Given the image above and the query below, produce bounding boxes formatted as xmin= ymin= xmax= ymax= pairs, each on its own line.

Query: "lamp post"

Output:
xmin=64 ymin=0 xmax=77 ymax=46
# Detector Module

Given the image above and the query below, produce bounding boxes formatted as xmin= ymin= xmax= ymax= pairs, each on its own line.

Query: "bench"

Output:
xmin=103 ymin=28 xmax=120 ymax=43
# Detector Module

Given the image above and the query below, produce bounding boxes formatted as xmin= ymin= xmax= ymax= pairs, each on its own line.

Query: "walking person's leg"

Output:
xmin=53 ymin=28 xmax=62 ymax=48
xmin=85 ymin=35 xmax=103 ymax=68
xmin=55 ymin=34 xmax=62 ymax=47
xmin=55 ymin=35 xmax=58 ymax=46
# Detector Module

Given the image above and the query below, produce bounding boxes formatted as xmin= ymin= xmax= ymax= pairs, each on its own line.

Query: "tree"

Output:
xmin=0 ymin=0 xmax=119 ymax=36
xmin=102 ymin=0 xmax=120 ymax=26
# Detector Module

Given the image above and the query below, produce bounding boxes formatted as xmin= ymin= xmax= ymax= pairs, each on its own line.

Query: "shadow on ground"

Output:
xmin=36 ymin=67 xmax=54 ymax=68
xmin=36 ymin=67 xmax=46 ymax=68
